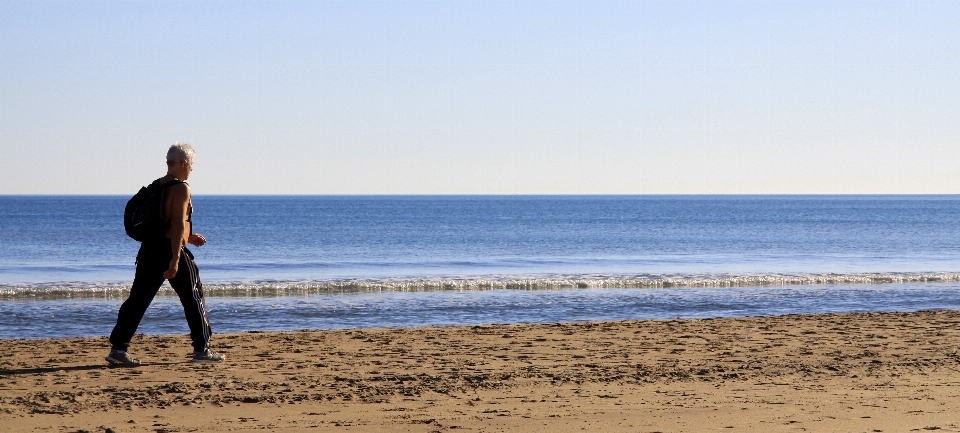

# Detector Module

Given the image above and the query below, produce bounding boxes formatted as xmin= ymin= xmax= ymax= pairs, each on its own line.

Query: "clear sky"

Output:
xmin=1 ymin=0 xmax=958 ymax=194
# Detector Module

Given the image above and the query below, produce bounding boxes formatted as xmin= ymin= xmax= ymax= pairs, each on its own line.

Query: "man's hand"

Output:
xmin=163 ymin=258 xmax=179 ymax=279
xmin=188 ymin=233 xmax=207 ymax=247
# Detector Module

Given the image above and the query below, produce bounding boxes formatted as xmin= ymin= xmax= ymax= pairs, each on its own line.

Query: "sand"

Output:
xmin=2 ymin=310 xmax=960 ymax=432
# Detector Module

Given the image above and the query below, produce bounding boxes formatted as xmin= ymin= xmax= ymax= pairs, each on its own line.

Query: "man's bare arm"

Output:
xmin=163 ymin=183 xmax=190 ymax=279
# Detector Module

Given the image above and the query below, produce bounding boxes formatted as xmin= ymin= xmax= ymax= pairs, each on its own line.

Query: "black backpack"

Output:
xmin=124 ymin=179 xmax=183 ymax=242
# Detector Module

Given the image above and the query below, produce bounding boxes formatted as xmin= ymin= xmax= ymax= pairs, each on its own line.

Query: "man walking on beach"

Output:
xmin=106 ymin=143 xmax=224 ymax=366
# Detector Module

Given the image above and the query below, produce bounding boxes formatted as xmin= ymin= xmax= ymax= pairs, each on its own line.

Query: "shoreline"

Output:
xmin=5 ymin=271 xmax=960 ymax=295
xmin=3 ymin=310 xmax=960 ymax=432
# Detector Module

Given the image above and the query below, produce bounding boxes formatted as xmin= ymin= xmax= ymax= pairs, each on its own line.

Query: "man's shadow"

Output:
xmin=0 ymin=361 xmax=187 ymax=376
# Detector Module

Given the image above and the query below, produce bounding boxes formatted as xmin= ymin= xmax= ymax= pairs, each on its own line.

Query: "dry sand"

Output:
xmin=2 ymin=310 xmax=960 ymax=432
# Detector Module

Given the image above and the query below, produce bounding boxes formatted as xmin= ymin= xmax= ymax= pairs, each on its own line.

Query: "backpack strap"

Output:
xmin=157 ymin=179 xmax=185 ymax=189
xmin=157 ymin=179 xmax=186 ymax=206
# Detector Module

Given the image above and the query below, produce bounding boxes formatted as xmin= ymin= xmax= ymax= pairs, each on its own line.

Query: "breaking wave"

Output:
xmin=2 ymin=272 xmax=960 ymax=300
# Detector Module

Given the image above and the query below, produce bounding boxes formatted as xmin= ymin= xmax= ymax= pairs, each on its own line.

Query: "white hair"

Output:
xmin=166 ymin=142 xmax=195 ymax=165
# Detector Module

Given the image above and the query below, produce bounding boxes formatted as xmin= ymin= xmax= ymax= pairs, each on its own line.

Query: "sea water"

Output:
xmin=1 ymin=195 xmax=959 ymax=339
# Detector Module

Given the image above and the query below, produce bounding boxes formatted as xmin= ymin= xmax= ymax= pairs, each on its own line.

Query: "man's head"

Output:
xmin=166 ymin=142 xmax=195 ymax=180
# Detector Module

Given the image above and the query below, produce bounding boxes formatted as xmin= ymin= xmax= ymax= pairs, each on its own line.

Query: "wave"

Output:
xmin=2 ymin=272 xmax=960 ymax=300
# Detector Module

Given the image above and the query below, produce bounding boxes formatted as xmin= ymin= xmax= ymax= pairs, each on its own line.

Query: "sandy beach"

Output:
xmin=2 ymin=310 xmax=960 ymax=432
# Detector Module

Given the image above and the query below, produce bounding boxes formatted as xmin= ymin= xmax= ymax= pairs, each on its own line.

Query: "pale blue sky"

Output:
xmin=1 ymin=0 xmax=958 ymax=194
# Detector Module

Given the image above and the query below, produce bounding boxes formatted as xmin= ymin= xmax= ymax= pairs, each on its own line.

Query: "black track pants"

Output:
xmin=109 ymin=242 xmax=212 ymax=352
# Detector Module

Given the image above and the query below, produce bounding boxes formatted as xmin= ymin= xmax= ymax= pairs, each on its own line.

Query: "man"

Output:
xmin=106 ymin=143 xmax=224 ymax=366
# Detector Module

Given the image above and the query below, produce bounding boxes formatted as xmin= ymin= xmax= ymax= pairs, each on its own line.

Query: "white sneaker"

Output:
xmin=191 ymin=349 xmax=225 ymax=364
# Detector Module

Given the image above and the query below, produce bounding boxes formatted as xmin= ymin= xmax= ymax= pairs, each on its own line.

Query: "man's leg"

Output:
xmin=109 ymin=247 xmax=166 ymax=352
xmin=168 ymin=248 xmax=212 ymax=353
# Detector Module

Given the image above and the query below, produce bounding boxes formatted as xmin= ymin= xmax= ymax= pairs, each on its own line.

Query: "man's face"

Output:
xmin=180 ymin=158 xmax=193 ymax=180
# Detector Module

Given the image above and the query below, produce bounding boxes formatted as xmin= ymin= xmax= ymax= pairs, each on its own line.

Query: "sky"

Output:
xmin=1 ymin=0 xmax=958 ymax=194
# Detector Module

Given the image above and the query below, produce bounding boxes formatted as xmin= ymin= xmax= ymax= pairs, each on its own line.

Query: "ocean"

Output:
xmin=2 ymin=195 xmax=959 ymax=339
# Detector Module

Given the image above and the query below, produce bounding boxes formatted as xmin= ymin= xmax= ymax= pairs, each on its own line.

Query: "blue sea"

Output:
xmin=2 ymin=195 xmax=960 ymax=339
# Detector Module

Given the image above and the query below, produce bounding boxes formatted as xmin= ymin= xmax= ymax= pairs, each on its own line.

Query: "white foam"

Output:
xmin=2 ymin=272 xmax=960 ymax=300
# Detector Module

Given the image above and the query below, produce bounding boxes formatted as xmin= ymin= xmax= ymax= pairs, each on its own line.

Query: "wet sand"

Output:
xmin=2 ymin=310 xmax=960 ymax=432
